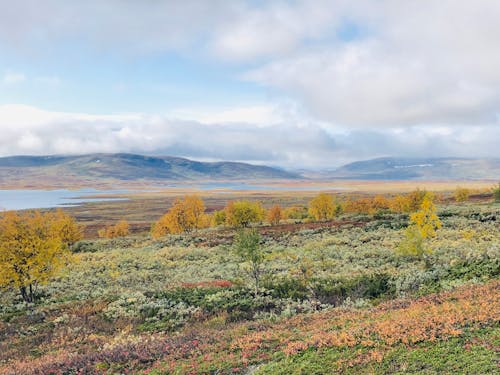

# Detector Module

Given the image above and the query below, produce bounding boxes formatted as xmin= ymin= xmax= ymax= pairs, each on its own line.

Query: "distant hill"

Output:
xmin=324 ymin=157 xmax=500 ymax=180
xmin=0 ymin=153 xmax=298 ymax=185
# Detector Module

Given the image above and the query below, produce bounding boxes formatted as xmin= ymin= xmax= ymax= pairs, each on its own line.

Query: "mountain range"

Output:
xmin=322 ymin=157 xmax=500 ymax=180
xmin=0 ymin=153 xmax=297 ymax=186
xmin=0 ymin=154 xmax=498 ymax=187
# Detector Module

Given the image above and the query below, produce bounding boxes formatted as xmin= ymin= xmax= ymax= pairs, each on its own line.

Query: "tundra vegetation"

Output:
xmin=0 ymin=185 xmax=498 ymax=374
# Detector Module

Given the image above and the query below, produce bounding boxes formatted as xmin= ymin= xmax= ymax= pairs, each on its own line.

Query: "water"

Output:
xmin=0 ymin=189 xmax=129 ymax=211
xmin=1 ymin=184 xmax=345 ymax=211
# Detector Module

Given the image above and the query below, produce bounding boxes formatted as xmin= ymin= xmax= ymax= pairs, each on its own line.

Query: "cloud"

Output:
xmin=0 ymin=0 xmax=238 ymax=55
xmin=0 ymin=1 xmax=499 ymax=163
xmin=0 ymin=105 xmax=498 ymax=169
xmin=243 ymin=1 xmax=500 ymax=126
xmin=209 ymin=1 xmax=344 ymax=61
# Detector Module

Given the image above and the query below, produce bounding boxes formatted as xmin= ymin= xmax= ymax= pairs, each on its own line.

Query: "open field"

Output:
xmin=0 ymin=186 xmax=498 ymax=374
xmin=58 ymin=180 xmax=496 ymax=237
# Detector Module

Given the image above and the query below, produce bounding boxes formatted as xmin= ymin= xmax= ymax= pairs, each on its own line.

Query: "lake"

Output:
xmin=0 ymin=184 xmax=345 ymax=211
xmin=0 ymin=189 xmax=129 ymax=211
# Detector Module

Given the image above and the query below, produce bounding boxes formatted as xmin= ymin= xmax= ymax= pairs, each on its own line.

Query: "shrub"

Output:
xmin=309 ymin=193 xmax=336 ymax=221
xmin=454 ymin=187 xmax=470 ymax=202
xmin=151 ymin=195 xmax=205 ymax=238
xmin=398 ymin=194 xmax=442 ymax=259
xmin=284 ymin=205 xmax=309 ymax=220
xmin=0 ymin=210 xmax=81 ymax=302
xmin=267 ymin=205 xmax=283 ymax=225
xmin=212 ymin=210 xmax=226 ymax=226
xmin=225 ymin=200 xmax=265 ymax=227
xmin=98 ymin=220 xmax=130 ymax=239
xmin=234 ymin=229 xmax=265 ymax=296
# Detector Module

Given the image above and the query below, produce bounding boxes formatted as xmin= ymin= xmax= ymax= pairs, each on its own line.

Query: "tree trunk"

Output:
xmin=20 ymin=284 xmax=35 ymax=303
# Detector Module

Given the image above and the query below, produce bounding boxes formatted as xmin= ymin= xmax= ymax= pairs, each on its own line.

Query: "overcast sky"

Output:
xmin=0 ymin=0 xmax=499 ymax=169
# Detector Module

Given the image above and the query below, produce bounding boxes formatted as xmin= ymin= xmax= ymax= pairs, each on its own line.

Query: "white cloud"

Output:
xmin=169 ymin=104 xmax=286 ymax=126
xmin=244 ymin=1 xmax=500 ymax=126
xmin=0 ymin=104 xmax=498 ymax=169
xmin=210 ymin=1 xmax=344 ymax=61
xmin=0 ymin=1 xmax=499 ymax=164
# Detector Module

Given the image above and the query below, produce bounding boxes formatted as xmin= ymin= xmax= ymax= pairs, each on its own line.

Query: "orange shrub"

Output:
xmin=98 ymin=220 xmax=130 ymax=239
xmin=151 ymin=195 xmax=205 ymax=238
xmin=267 ymin=205 xmax=283 ymax=225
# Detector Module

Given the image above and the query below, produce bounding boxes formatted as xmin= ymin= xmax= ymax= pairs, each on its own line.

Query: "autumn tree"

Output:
xmin=308 ymin=193 xmax=336 ymax=221
xmin=406 ymin=188 xmax=428 ymax=212
xmin=98 ymin=220 xmax=130 ymax=238
xmin=267 ymin=204 xmax=283 ymax=225
xmin=212 ymin=209 xmax=226 ymax=226
xmin=398 ymin=193 xmax=442 ymax=259
xmin=284 ymin=205 xmax=309 ymax=220
xmin=151 ymin=195 xmax=205 ymax=238
xmin=0 ymin=210 xmax=81 ymax=303
xmin=233 ymin=229 xmax=264 ymax=296
xmin=389 ymin=194 xmax=411 ymax=213
xmin=454 ymin=187 xmax=470 ymax=202
xmin=224 ymin=200 xmax=265 ymax=227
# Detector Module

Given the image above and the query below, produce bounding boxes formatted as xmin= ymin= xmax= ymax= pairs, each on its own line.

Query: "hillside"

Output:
xmin=325 ymin=157 xmax=500 ymax=180
xmin=1 ymin=200 xmax=498 ymax=374
xmin=0 ymin=153 xmax=297 ymax=185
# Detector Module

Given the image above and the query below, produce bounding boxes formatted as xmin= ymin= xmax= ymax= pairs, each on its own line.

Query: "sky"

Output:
xmin=0 ymin=0 xmax=499 ymax=169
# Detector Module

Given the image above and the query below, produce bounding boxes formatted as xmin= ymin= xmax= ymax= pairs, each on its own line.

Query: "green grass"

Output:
xmin=257 ymin=327 xmax=500 ymax=374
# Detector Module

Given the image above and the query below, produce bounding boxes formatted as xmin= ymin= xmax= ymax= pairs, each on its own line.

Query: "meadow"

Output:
xmin=0 ymin=184 xmax=498 ymax=374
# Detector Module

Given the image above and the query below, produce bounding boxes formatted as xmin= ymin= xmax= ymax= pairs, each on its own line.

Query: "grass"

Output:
xmin=0 ymin=193 xmax=498 ymax=374
xmin=258 ymin=327 xmax=500 ymax=374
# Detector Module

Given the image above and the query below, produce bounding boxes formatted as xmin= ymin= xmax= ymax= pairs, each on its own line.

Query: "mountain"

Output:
xmin=324 ymin=157 xmax=500 ymax=180
xmin=0 ymin=153 xmax=298 ymax=185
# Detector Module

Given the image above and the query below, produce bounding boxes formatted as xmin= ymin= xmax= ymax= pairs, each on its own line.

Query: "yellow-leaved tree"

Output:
xmin=224 ymin=200 xmax=265 ymax=228
xmin=151 ymin=195 xmax=205 ymax=238
xmin=0 ymin=209 xmax=81 ymax=302
xmin=454 ymin=187 xmax=470 ymax=202
xmin=398 ymin=193 xmax=442 ymax=259
xmin=308 ymin=193 xmax=336 ymax=221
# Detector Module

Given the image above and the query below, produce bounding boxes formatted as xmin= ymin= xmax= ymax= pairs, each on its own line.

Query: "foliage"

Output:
xmin=454 ymin=187 xmax=470 ymax=202
xmin=308 ymin=193 xmax=337 ymax=221
xmin=410 ymin=194 xmax=442 ymax=239
xmin=389 ymin=194 xmax=411 ymax=213
xmin=98 ymin=220 xmax=130 ymax=239
xmin=406 ymin=188 xmax=428 ymax=212
xmin=0 ymin=210 xmax=80 ymax=303
xmin=398 ymin=193 xmax=442 ymax=259
xmin=151 ymin=195 xmax=205 ymax=237
xmin=284 ymin=205 xmax=308 ymax=220
xmin=258 ymin=328 xmax=500 ymax=374
xmin=343 ymin=195 xmax=390 ymax=215
xmin=2 ymin=281 xmax=497 ymax=374
xmin=398 ymin=225 xmax=426 ymax=258
xmin=267 ymin=205 xmax=283 ymax=225
xmin=0 ymin=200 xmax=498 ymax=374
xmin=234 ymin=229 xmax=265 ymax=296
xmin=212 ymin=209 xmax=226 ymax=226
xmin=225 ymin=200 xmax=265 ymax=227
